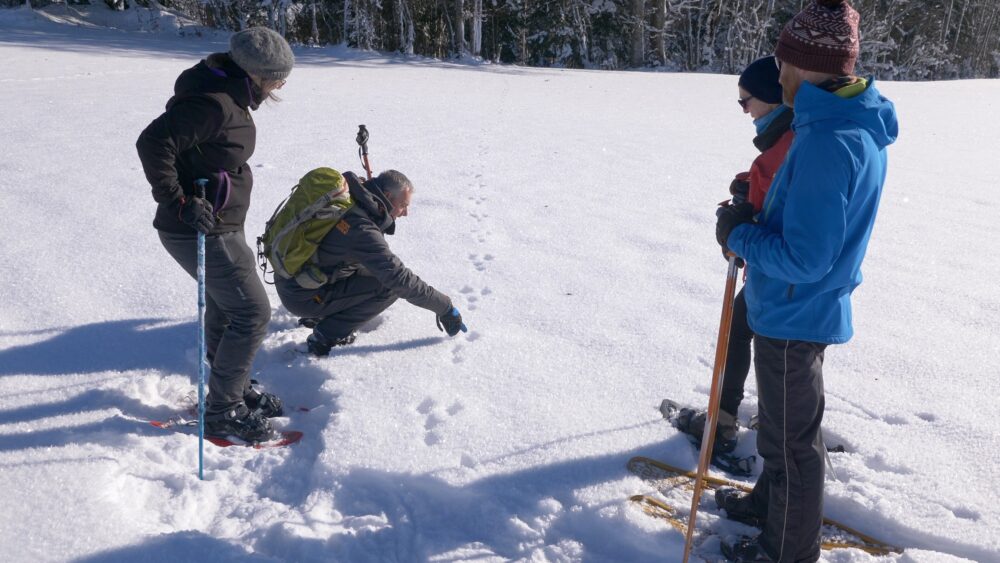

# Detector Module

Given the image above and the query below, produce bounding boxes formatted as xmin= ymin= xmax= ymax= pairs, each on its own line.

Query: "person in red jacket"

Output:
xmin=674 ymin=55 xmax=794 ymax=458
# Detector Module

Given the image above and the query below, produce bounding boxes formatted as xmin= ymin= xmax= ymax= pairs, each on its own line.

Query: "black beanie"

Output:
xmin=739 ymin=56 xmax=783 ymax=104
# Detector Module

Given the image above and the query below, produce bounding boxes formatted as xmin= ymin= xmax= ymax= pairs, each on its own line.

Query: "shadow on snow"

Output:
xmin=0 ymin=318 xmax=193 ymax=377
xmin=71 ymin=530 xmax=279 ymax=563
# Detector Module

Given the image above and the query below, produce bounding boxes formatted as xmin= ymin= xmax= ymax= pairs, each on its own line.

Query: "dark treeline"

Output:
xmin=22 ymin=0 xmax=1000 ymax=79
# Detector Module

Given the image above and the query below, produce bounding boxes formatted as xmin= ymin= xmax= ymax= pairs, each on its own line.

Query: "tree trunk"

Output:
xmin=396 ymin=0 xmax=415 ymax=54
xmin=954 ymin=0 xmax=968 ymax=50
xmin=311 ymin=0 xmax=319 ymax=44
xmin=942 ymin=0 xmax=955 ymax=44
xmin=454 ymin=0 xmax=467 ymax=55
xmin=654 ymin=0 xmax=667 ymax=65
xmin=344 ymin=0 xmax=352 ymax=46
xmin=471 ymin=0 xmax=483 ymax=57
xmin=631 ymin=0 xmax=646 ymax=67
xmin=571 ymin=1 xmax=590 ymax=67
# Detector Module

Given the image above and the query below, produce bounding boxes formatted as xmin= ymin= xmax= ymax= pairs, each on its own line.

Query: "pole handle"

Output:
xmin=356 ymin=124 xmax=369 ymax=155
xmin=356 ymin=125 xmax=373 ymax=180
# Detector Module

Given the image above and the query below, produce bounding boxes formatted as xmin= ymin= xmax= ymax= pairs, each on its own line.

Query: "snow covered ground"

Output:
xmin=1 ymin=5 xmax=998 ymax=562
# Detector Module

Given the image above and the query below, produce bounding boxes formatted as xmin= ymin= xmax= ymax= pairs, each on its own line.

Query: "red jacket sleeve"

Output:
xmin=747 ymin=129 xmax=794 ymax=211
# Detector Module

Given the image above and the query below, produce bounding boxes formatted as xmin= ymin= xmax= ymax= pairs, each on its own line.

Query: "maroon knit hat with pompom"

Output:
xmin=775 ymin=0 xmax=860 ymax=75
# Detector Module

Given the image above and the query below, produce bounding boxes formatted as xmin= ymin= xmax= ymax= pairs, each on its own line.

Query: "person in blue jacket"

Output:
xmin=712 ymin=1 xmax=899 ymax=561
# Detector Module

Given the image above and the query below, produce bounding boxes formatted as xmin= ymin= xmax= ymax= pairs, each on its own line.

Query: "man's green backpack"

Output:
xmin=258 ymin=167 xmax=354 ymax=289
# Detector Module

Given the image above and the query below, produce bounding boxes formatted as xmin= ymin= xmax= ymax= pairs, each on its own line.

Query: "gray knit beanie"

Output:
xmin=229 ymin=27 xmax=294 ymax=81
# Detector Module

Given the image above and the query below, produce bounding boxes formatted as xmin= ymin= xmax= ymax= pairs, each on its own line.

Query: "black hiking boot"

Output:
xmin=674 ymin=407 xmax=739 ymax=454
xmin=298 ymin=317 xmax=321 ymax=329
xmin=204 ymin=403 xmax=275 ymax=443
xmin=306 ymin=330 xmax=357 ymax=357
xmin=715 ymin=487 xmax=764 ymax=529
xmin=721 ymin=536 xmax=774 ymax=562
xmin=244 ymin=380 xmax=284 ymax=418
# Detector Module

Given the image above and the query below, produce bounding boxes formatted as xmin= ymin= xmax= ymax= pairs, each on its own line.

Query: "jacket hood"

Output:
xmin=170 ymin=53 xmax=258 ymax=111
xmin=792 ymin=78 xmax=898 ymax=149
xmin=346 ymin=173 xmax=396 ymax=234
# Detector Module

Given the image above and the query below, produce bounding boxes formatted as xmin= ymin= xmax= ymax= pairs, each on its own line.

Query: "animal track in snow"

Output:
xmin=417 ymin=397 xmax=435 ymax=415
xmin=468 ymin=253 xmax=493 ymax=272
xmin=865 ymin=452 xmax=914 ymax=475
xmin=949 ymin=506 xmax=981 ymax=521
xmin=451 ymin=343 xmax=466 ymax=364
xmin=881 ymin=414 xmax=908 ymax=426
xmin=417 ymin=397 xmax=465 ymax=446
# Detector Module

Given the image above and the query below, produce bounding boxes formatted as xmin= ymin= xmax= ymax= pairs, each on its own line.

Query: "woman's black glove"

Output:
xmin=175 ymin=195 xmax=216 ymax=234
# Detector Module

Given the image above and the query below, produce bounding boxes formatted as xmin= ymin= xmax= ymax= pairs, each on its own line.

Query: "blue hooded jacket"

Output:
xmin=728 ymin=79 xmax=898 ymax=344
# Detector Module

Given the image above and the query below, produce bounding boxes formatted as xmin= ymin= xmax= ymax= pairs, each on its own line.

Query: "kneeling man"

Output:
xmin=276 ymin=170 xmax=466 ymax=356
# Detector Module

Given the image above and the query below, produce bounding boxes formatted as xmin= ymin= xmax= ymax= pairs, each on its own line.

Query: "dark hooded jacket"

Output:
xmin=277 ymin=172 xmax=452 ymax=315
xmin=136 ymin=53 xmax=260 ymax=234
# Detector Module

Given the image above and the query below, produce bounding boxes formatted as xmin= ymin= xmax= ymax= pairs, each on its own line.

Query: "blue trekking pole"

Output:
xmin=195 ymin=178 xmax=209 ymax=480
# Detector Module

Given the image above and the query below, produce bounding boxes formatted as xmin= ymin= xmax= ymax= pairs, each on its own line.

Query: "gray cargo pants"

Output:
xmin=276 ymin=273 xmax=397 ymax=341
xmin=159 ymin=231 xmax=271 ymax=414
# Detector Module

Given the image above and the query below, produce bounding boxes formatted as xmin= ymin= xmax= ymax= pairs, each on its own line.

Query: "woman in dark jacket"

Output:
xmin=673 ymin=55 xmax=794 ymax=458
xmin=136 ymin=27 xmax=293 ymax=442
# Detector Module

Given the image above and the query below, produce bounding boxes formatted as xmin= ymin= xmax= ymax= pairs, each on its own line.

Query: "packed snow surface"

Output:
xmin=1 ymin=6 xmax=998 ymax=563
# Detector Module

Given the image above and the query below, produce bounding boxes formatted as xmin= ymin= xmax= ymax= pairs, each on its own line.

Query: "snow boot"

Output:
xmin=204 ymin=403 xmax=275 ymax=443
xmin=715 ymin=487 xmax=764 ymax=529
xmin=721 ymin=536 xmax=774 ymax=562
xmin=674 ymin=407 xmax=739 ymax=454
xmin=306 ymin=330 xmax=357 ymax=357
xmin=298 ymin=317 xmax=321 ymax=329
xmin=244 ymin=380 xmax=284 ymax=418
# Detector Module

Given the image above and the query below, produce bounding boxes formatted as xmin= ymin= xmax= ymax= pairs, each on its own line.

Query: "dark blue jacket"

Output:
xmin=728 ymin=79 xmax=898 ymax=344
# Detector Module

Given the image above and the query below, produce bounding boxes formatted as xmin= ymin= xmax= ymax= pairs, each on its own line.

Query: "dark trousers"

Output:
xmin=720 ymin=287 xmax=754 ymax=416
xmin=748 ymin=336 xmax=826 ymax=563
xmin=159 ymin=231 xmax=270 ymax=413
xmin=276 ymin=273 xmax=398 ymax=340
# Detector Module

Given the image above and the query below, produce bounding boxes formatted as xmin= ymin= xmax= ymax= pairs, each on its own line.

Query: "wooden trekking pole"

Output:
xmin=682 ymin=254 xmax=740 ymax=562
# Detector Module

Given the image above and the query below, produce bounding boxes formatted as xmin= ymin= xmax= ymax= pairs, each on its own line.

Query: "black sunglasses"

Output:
xmin=738 ymin=95 xmax=754 ymax=109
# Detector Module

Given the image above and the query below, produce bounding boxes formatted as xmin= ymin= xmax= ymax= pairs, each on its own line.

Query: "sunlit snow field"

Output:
xmin=1 ymin=5 xmax=998 ymax=562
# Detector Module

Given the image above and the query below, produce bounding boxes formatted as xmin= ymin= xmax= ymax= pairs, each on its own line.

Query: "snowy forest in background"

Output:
xmin=9 ymin=0 xmax=1000 ymax=78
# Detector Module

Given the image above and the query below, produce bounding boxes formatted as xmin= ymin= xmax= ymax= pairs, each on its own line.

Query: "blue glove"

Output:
xmin=436 ymin=307 xmax=468 ymax=336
